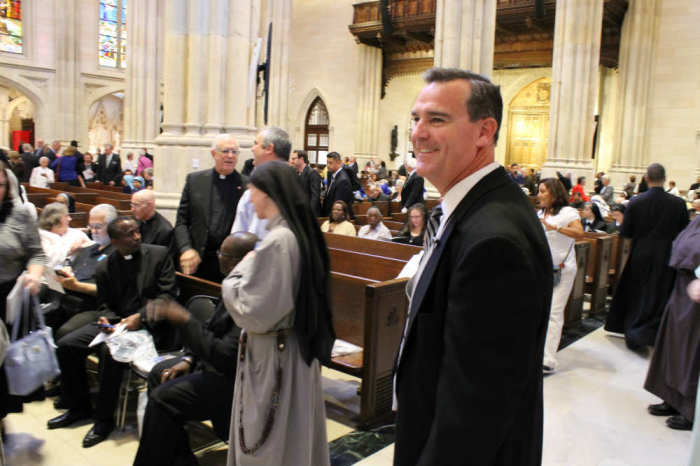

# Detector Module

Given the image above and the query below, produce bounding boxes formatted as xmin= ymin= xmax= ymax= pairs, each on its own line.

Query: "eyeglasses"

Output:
xmin=218 ymin=148 xmax=239 ymax=155
xmin=88 ymin=223 xmax=106 ymax=230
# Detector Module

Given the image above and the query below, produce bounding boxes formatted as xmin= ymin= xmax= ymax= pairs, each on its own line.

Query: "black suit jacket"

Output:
xmin=299 ymin=165 xmax=322 ymax=217
xmin=20 ymin=152 xmax=37 ymax=181
xmin=95 ymin=244 xmax=178 ymax=350
xmin=97 ymin=152 xmax=122 ymax=184
xmin=322 ymin=168 xmax=354 ymax=217
xmin=173 ymin=168 xmax=246 ymax=256
xmin=400 ymin=171 xmax=425 ymax=209
xmin=394 ymin=167 xmax=553 ymax=466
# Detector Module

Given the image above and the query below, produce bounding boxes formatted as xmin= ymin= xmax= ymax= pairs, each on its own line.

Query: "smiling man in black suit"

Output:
xmin=393 ymin=68 xmax=553 ymax=466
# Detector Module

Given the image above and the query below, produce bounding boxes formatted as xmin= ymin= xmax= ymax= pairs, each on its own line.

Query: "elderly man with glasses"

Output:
xmin=174 ymin=134 xmax=247 ymax=282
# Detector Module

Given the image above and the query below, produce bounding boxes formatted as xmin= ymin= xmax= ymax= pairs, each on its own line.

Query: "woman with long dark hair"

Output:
xmin=222 ymin=161 xmax=334 ymax=466
xmin=537 ymin=178 xmax=583 ymax=373
xmin=581 ymin=201 xmax=607 ymax=232
xmin=394 ymin=203 xmax=427 ymax=246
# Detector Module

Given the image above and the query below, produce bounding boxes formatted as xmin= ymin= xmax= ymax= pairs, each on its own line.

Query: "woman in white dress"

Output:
xmin=537 ymin=178 xmax=584 ymax=373
xmin=29 ymin=156 xmax=55 ymax=188
xmin=222 ymin=161 xmax=334 ymax=466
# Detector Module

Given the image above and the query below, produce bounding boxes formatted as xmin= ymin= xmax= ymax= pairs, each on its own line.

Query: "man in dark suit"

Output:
xmin=97 ymin=144 xmax=122 ymax=185
xmin=400 ymin=156 xmax=424 ymax=212
xmin=393 ymin=68 xmax=553 ymax=466
xmin=45 ymin=140 xmax=61 ymax=163
xmin=605 ymin=163 xmax=689 ymax=350
xmin=47 ymin=217 xmax=178 ymax=448
xmin=174 ymin=134 xmax=246 ymax=282
xmin=291 ymin=149 xmax=321 ymax=217
xmin=133 ymin=232 xmax=256 ymax=466
xmin=321 ymin=151 xmax=354 ymax=217
xmin=19 ymin=143 xmax=37 ymax=180
xmin=131 ymin=189 xmax=173 ymax=248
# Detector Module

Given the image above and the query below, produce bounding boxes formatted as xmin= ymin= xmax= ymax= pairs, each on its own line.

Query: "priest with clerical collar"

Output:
xmin=173 ymin=134 xmax=247 ymax=282
xmin=131 ymin=189 xmax=173 ymax=249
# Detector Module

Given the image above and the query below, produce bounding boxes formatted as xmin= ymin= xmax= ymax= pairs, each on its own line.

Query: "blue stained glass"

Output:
xmin=100 ymin=3 xmax=117 ymax=22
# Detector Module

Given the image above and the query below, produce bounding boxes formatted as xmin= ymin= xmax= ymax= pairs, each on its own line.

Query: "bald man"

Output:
xmin=133 ymin=232 xmax=257 ymax=466
xmin=131 ymin=189 xmax=173 ymax=248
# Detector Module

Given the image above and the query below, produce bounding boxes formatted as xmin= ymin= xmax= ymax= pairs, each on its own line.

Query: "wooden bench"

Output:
xmin=324 ymin=233 xmax=421 ymax=260
xmin=50 ymin=182 xmax=132 ymax=200
xmin=582 ymin=233 xmax=614 ymax=315
xmin=175 ymin=247 xmax=409 ymax=427
xmin=564 ymin=241 xmax=590 ymax=324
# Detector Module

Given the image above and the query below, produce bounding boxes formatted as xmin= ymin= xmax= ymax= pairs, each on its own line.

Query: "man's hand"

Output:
xmin=146 ymin=299 xmax=190 ymax=326
xmin=97 ymin=316 xmax=115 ymax=334
xmin=56 ymin=272 xmax=80 ymax=291
xmin=688 ymin=279 xmax=700 ymax=303
xmin=68 ymin=237 xmax=90 ymax=256
xmin=160 ymin=360 xmax=192 ymax=384
xmin=108 ymin=180 xmax=115 ymax=186
xmin=179 ymin=249 xmax=201 ymax=275
xmin=120 ymin=313 xmax=142 ymax=331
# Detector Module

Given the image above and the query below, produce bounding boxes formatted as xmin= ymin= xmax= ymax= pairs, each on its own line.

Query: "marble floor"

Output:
xmin=355 ymin=328 xmax=694 ymax=466
xmin=3 ymin=328 xmax=694 ymax=466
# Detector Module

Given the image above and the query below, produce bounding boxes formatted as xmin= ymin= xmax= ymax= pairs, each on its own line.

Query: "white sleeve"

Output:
xmin=231 ymin=189 xmax=250 ymax=233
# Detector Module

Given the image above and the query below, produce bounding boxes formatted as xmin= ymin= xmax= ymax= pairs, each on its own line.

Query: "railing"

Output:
xmin=389 ymin=0 xmax=436 ymax=18
xmin=352 ymin=1 xmax=380 ymax=24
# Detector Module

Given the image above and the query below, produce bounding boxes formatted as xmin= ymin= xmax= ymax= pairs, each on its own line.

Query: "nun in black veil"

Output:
xmin=222 ymin=160 xmax=334 ymax=466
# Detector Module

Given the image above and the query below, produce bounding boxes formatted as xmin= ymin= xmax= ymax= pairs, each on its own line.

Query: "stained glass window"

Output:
xmin=304 ymin=98 xmax=330 ymax=165
xmin=0 ymin=1 xmax=23 ymax=55
xmin=99 ymin=0 xmax=126 ymax=68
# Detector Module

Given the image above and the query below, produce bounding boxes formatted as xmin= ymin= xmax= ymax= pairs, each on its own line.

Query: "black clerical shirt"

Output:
xmin=206 ymin=171 xmax=243 ymax=253
xmin=71 ymin=243 xmax=114 ymax=282
xmin=115 ymin=251 xmax=142 ymax=316
xmin=139 ymin=211 xmax=173 ymax=248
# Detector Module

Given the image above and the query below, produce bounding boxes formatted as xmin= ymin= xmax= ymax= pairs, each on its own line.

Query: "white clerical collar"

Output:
xmin=123 ymin=254 xmax=133 ymax=261
xmin=219 ymin=174 xmax=226 ymax=180
xmin=440 ymin=162 xmax=501 ymax=228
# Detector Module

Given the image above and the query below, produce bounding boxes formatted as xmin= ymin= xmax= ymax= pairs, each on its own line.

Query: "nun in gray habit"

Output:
xmin=222 ymin=161 xmax=335 ymax=466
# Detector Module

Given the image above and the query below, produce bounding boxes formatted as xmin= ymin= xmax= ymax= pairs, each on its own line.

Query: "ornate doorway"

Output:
xmin=506 ymin=78 xmax=551 ymax=169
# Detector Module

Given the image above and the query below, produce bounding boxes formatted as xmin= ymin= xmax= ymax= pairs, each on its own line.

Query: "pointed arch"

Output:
xmin=298 ymin=90 xmax=331 ymax=165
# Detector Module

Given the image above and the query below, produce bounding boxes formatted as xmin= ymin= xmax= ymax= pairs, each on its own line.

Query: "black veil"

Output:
xmin=250 ymin=161 xmax=335 ymax=366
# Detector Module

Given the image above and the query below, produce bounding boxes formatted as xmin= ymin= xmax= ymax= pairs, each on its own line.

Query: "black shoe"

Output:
xmin=47 ymin=409 xmax=91 ymax=429
xmin=82 ymin=424 xmax=113 ymax=448
xmin=53 ymin=398 xmax=69 ymax=410
xmin=666 ymin=415 xmax=693 ymax=431
xmin=648 ymin=402 xmax=679 ymax=416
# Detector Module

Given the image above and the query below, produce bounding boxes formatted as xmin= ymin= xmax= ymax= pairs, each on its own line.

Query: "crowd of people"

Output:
xmin=0 ymin=65 xmax=698 ymax=466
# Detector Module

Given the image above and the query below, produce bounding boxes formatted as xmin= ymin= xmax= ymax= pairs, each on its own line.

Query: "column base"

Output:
xmin=540 ymin=159 xmax=595 ymax=186
xmin=608 ymin=165 xmax=648 ymax=194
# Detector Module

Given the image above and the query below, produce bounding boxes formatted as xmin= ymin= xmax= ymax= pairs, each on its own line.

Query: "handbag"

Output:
xmin=4 ymin=289 xmax=61 ymax=396
xmin=552 ymin=239 xmax=576 ymax=288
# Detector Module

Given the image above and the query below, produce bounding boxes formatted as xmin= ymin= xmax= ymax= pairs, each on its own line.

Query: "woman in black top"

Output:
xmin=393 ymin=203 xmax=427 ymax=246
xmin=581 ymin=202 xmax=607 ymax=232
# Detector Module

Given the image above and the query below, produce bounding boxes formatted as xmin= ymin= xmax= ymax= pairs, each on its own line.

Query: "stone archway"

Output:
xmin=87 ymin=92 xmax=124 ymax=153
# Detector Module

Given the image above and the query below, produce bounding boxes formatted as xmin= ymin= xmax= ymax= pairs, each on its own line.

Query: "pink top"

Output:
xmin=136 ymin=155 xmax=153 ymax=176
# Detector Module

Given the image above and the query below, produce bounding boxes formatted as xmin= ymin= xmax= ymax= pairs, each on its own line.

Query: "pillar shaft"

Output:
xmin=54 ymin=0 xmax=79 ymax=141
xmin=266 ymin=0 xmax=292 ymax=129
xmin=354 ymin=45 xmax=382 ymax=158
xmin=543 ymin=0 xmax=604 ymax=179
xmin=434 ymin=0 xmax=496 ymax=76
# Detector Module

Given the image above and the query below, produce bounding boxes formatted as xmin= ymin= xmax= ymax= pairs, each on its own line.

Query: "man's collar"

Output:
xmin=441 ymin=162 xmax=500 ymax=223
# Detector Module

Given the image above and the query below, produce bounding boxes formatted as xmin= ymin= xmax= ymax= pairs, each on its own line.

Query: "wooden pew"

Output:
xmin=50 ymin=182 xmax=132 ymax=200
xmin=324 ymin=233 xmax=421 ymax=260
xmin=582 ymin=233 xmax=614 ymax=314
xmin=175 ymin=248 xmax=409 ymax=427
xmin=608 ymin=235 xmax=631 ymax=294
xmin=564 ymin=241 xmax=590 ymax=325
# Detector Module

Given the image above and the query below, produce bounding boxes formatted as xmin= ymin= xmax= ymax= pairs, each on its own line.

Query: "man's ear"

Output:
xmin=476 ymin=118 xmax=498 ymax=148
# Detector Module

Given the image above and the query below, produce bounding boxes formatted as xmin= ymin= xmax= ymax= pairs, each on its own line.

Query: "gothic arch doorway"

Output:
xmin=506 ymin=78 xmax=551 ymax=170
xmin=304 ymin=97 xmax=329 ymax=165
xmin=88 ymin=92 xmax=124 ymax=153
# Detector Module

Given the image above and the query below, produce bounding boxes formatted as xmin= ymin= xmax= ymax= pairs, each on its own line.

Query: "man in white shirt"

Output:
xmin=357 ymin=207 xmax=392 ymax=241
xmin=231 ymin=127 xmax=292 ymax=240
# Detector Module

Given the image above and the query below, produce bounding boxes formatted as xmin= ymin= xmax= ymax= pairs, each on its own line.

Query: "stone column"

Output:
xmin=266 ymin=0 xmax=292 ymax=129
xmin=354 ymin=45 xmax=382 ymax=159
xmin=153 ymin=0 xmax=259 ymax=220
xmin=542 ymin=0 xmax=604 ymax=181
xmin=0 ymin=87 xmax=9 ymax=148
xmin=608 ymin=0 xmax=658 ymax=187
xmin=121 ymin=0 xmax=163 ymax=156
xmin=433 ymin=0 xmax=496 ymax=76
xmin=54 ymin=0 xmax=80 ymax=144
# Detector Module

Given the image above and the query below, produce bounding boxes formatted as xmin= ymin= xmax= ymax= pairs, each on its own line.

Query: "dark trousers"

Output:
xmin=133 ymin=358 xmax=234 ymax=466
xmin=55 ymin=310 xmax=100 ymax=341
xmin=56 ymin=322 xmax=127 ymax=431
xmin=193 ymin=252 xmax=223 ymax=283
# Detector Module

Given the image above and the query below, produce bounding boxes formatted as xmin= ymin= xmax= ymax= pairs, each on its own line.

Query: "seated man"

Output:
xmin=358 ymin=206 xmax=392 ymax=241
xmin=366 ymin=183 xmax=390 ymax=202
xmin=49 ymin=203 xmax=118 ymax=340
xmin=131 ymin=189 xmax=173 ymax=248
xmin=133 ymin=231 xmax=257 ymax=466
xmin=47 ymin=217 xmax=178 ymax=448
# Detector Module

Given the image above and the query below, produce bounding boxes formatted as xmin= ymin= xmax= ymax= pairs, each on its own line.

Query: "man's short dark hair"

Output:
xmin=107 ymin=216 xmax=134 ymax=239
xmin=646 ymin=163 xmax=666 ymax=183
xmin=260 ymin=127 xmax=291 ymax=161
xmin=294 ymin=149 xmax=308 ymax=164
xmin=327 ymin=152 xmax=341 ymax=162
xmin=611 ymin=204 xmax=626 ymax=214
xmin=423 ymin=67 xmax=503 ymax=143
